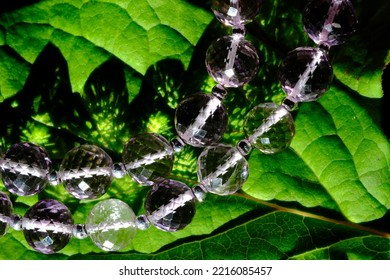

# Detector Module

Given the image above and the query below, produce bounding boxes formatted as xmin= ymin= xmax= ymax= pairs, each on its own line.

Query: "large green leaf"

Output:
xmin=0 ymin=0 xmax=389 ymax=260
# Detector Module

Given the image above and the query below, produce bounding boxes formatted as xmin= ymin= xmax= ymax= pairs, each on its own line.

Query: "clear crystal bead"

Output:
xmin=22 ymin=199 xmax=74 ymax=254
xmin=0 ymin=142 xmax=52 ymax=196
xmin=245 ymin=103 xmax=295 ymax=154
xmin=211 ymin=84 xmax=228 ymax=100
xmin=281 ymin=97 xmax=299 ymax=112
xmin=0 ymin=192 xmax=13 ymax=236
xmin=123 ymin=133 xmax=174 ymax=186
xmin=192 ymin=184 xmax=207 ymax=202
xmin=212 ymin=0 xmax=263 ymax=26
xmin=73 ymin=224 xmax=88 ymax=239
xmin=59 ymin=145 xmax=113 ymax=200
xmin=206 ymin=35 xmax=259 ymax=88
xmin=175 ymin=93 xmax=228 ymax=147
xmin=48 ymin=170 xmax=60 ymax=186
xmin=135 ymin=215 xmax=151 ymax=230
xmin=112 ymin=162 xmax=126 ymax=179
xmin=303 ymin=0 xmax=358 ymax=47
xmin=86 ymin=199 xmax=137 ymax=251
xmin=198 ymin=144 xmax=249 ymax=195
xmin=145 ymin=179 xmax=196 ymax=232
xmin=279 ymin=47 xmax=333 ymax=102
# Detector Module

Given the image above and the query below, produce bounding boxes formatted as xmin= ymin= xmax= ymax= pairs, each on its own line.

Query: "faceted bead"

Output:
xmin=145 ymin=179 xmax=196 ymax=232
xmin=279 ymin=47 xmax=333 ymax=102
xmin=0 ymin=142 xmax=52 ymax=196
xmin=123 ymin=133 xmax=174 ymax=186
xmin=59 ymin=145 xmax=113 ymax=200
xmin=86 ymin=199 xmax=137 ymax=251
xmin=212 ymin=0 xmax=263 ymax=26
xmin=303 ymin=0 xmax=358 ymax=47
xmin=198 ymin=144 xmax=249 ymax=195
xmin=175 ymin=93 xmax=228 ymax=147
xmin=245 ymin=103 xmax=295 ymax=154
xmin=0 ymin=192 xmax=13 ymax=236
xmin=22 ymin=199 xmax=74 ymax=254
xmin=206 ymin=35 xmax=259 ymax=88
xmin=192 ymin=184 xmax=207 ymax=202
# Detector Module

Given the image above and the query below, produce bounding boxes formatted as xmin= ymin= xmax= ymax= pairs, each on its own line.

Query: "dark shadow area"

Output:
xmin=0 ymin=0 xmax=41 ymax=14
xmin=381 ymin=63 xmax=389 ymax=139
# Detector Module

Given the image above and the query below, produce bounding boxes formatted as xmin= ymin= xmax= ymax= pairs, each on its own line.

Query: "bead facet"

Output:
xmin=303 ymin=0 xmax=358 ymax=47
xmin=59 ymin=145 xmax=113 ymax=200
xmin=175 ymin=93 xmax=228 ymax=147
xmin=198 ymin=144 xmax=249 ymax=195
xmin=0 ymin=142 xmax=52 ymax=196
xmin=211 ymin=0 xmax=263 ymax=26
xmin=206 ymin=35 xmax=259 ymax=88
xmin=86 ymin=199 xmax=137 ymax=251
xmin=123 ymin=133 xmax=174 ymax=186
xmin=245 ymin=103 xmax=295 ymax=154
xmin=23 ymin=199 xmax=74 ymax=254
xmin=0 ymin=192 xmax=13 ymax=236
xmin=145 ymin=179 xmax=196 ymax=232
xmin=279 ymin=47 xmax=333 ymax=102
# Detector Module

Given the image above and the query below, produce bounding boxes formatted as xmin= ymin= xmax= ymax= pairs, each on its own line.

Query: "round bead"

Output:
xmin=135 ymin=215 xmax=151 ymax=230
xmin=123 ymin=133 xmax=174 ymax=186
xmin=206 ymin=35 xmax=259 ymax=88
xmin=112 ymin=162 xmax=126 ymax=179
xmin=59 ymin=145 xmax=113 ymax=200
xmin=175 ymin=93 xmax=228 ymax=147
xmin=303 ymin=0 xmax=358 ymax=47
xmin=86 ymin=199 xmax=137 ymax=251
xmin=198 ymin=144 xmax=249 ymax=195
xmin=211 ymin=0 xmax=262 ymax=26
xmin=237 ymin=139 xmax=252 ymax=156
xmin=279 ymin=47 xmax=333 ymax=102
xmin=192 ymin=185 xmax=207 ymax=202
xmin=22 ymin=199 xmax=74 ymax=254
xmin=0 ymin=142 xmax=52 ymax=196
xmin=145 ymin=179 xmax=196 ymax=232
xmin=245 ymin=103 xmax=295 ymax=154
xmin=0 ymin=192 xmax=13 ymax=236
xmin=73 ymin=224 xmax=88 ymax=239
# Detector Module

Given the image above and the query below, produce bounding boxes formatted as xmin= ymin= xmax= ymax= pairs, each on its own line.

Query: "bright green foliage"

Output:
xmin=0 ymin=0 xmax=389 ymax=260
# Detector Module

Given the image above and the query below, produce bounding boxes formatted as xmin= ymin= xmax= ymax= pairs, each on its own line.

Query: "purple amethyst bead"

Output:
xmin=0 ymin=142 xmax=52 ymax=196
xmin=145 ymin=179 xmax=196 ymax=232
xmin=22 ymin=199 xmax=74 ymax=254
xmin=0 ymin=192 xmax=13 ymax=236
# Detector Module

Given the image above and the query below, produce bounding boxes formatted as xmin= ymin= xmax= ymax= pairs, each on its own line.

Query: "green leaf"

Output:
xmin=0 ymin=0 xmax=389 ymax=260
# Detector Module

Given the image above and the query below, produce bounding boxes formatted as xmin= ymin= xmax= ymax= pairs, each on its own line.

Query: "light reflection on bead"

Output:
xmin=145 ymin=179 xmax=196 ymax=232
xmin=0 ymin=192 xmax=13 ymax=236
xmin=212 ymin=0 xmax=263 ymax=26
xmin=23 ymin=199 xmax=74 ymax=254
xmin=303 ymin=0 xmax=358 ymax=46
xmin=198 ymin=144 xmax=249 ymax=195
xmin=86 ymin=199 xmax=137 ymax=252
xmin=59 ymin=145 xmax=113 ymax=200
xmin=73 ymin=224 xmax=88 ymax=239
xmin=0 ymin=142 xmax=52 ymax=196
xmin=206 ymin=35 xmax=259 ymax=88
xmin=193 ymin=184 xmax=208 ymax=202
xmin=135 ymin=215 xmax=151 ymax=230
xmin=123 ymin=133 xmax=174 ymax=186
xmin=175 ymin=93 xmax=228 ymax=147
xmin=279 ymin=47 xmax=333 ymax=102
xmin=113 ymin=162 xmax=126 ymax=179
xmin=245 ymin=103 xmax=295 ymax=154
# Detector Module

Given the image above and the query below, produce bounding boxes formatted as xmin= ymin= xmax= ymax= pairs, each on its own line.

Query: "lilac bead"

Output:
xmin=0 ymin=142 xmax=52 ymax=196
xmin=175 ymin=93 xmax=228 ymax=147
xmin=145 ymin=179 xmax=196 ymax=232
xmin=206 ymin=35 xmax=259 ymax=88
xmin=0 ymin=192 xmax=13 ymax=236
xmin=303 ymin=0 xmax=358 ymax=46
xmin=212 ymin=0 xmax=263 ymax=26
xmin=59 ymin=145 xmax=113 ymax=200
xmin=23 ymin=199 xmax=74 ymax=254
xmin=279 ymin=47 xmax=333 ymax=102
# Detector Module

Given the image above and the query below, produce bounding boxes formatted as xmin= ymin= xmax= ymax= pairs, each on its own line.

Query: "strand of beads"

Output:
xmin=0 ymin=0 xmax=264 ymax=254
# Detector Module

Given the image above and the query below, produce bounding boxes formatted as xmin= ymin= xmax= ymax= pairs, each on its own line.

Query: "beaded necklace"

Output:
xmin=0 ymin=0 xmax=358 ymax=255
